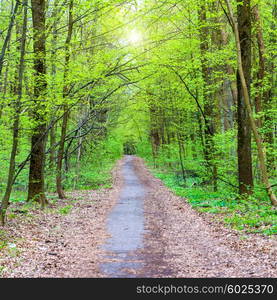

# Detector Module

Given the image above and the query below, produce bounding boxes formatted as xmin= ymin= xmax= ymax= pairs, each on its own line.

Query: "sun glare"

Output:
xmin=127 ymin=30 xmax=142 ymax=44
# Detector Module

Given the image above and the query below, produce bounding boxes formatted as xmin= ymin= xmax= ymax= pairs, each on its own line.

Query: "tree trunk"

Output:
xmin=198 ymin=3 xmax=218 ymax=192
xmin=49 ymin=122 xmax=56 ymax=168
xmin=27 ymin=0 xmax=48 ymax=206
xmin=0 ymin=0 xmax=20 ymax=78
xmin=74 ymin=135 xmax=83 ymax=189
xmin=225 ymin=0 xmax=277 ymax=206
xmin=253 ymin=5 xmax=265 ymax=129
xmin=49 ymin=0 xmax=58 ymax=169
xmin=0 ymin=1 xmax=28 ymax=225
xmin=56 ymin=109 xmax=69 ymax=198
xmin=221 ymin=28 xmax=237 ymax=130
xmin=56 ymin=0 xmax=74 ymax=199
xmin=236 ymin=0 xmax=253 ymax=195
xmin=149 ymin=103 xmax=160 ymax=164
xmin=263 ymin=3 xmax=276 ymax=172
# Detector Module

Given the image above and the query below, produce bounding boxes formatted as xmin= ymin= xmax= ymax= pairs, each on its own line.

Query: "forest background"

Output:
xmin=0 ymin=0 xmax=276 ymax=236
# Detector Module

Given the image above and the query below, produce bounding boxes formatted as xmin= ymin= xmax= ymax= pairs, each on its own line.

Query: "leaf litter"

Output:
xmin=0 ymin=156 xmax=276 ymax=277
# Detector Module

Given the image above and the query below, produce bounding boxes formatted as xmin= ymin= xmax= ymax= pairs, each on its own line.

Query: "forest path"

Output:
xmin=1 ymin=156 xmax=276 ymax=277
xmin=99 ymin=155 xmax=277 ymax=277
xmin=100 ymin=156 xmax=146 ymax=277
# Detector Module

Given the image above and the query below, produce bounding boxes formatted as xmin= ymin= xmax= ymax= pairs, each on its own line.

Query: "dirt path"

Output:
xmin=1 ymin=155 xmax=276 ymax=277
xmin=100 ymin=156 xmax=146 ymax=277
xmin=131 ymin=156 xmax=277 ymax=277
xmin=100 ymin=156 xmax=276 ymax=277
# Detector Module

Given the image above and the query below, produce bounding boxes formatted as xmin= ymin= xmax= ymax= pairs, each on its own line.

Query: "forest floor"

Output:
xmin=0 ymin=156 xmax=276 ymax=277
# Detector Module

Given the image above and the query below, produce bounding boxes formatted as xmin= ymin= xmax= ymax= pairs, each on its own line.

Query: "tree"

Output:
xmin=56 ymin=0 xmax=74 ymax=199
xmin=0 ymin=0 xmax=276 ymax=230
xmin=0 ymin=0 xmax=20 ymax=79
xmin=235 ymin=0 xmax=254 ymax=196
xmin=198 ymin=0 xmax=218 ymax=192
xmin=27 ymin=0 xmax=48 ymax=206
xmin=0 ymin=0 xmax=28 ymax=225
xmin=225 ymin=0 xmax=277 ymax=205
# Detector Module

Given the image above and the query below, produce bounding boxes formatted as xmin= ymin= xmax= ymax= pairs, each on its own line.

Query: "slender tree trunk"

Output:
xmin=56 ymin=110 xmax=69 ymax=198
xmin=177 ymin=132 xmax=186 ymax=182
xmin=0 ymin=1 xmax=18 ymax=119
xmin=253 ymin=5 xmax=265 ymax=129
xmin=49 ymin=122 xmax=56 ymax=168
xmin=149 ymin=103 xmax=160 ymax=164
xmin=198 ymin=3 xmax=218 ymax=191
xmin=74 ymin=134 xmax=83 ymax=189
xmin=0 ymin=38 xmax=11 ymax=120
xmin=27 ymin=0 xmax=48 ymax=206
xmin=0 ymin=0 xmax=20 ymax=78
xmin=56 ymin=0 xmax=74 ymax=199
xmin=49 ymin=0 xmax=58 ymax=169
xmin=0 ymin=1 xmax=28 ymax=225
xmin=64 ymin=133 xmax=76 ymax=173
xmin=263 ymin=3 xmax=276 ymax=172
xmin=221 ymin=27 xmax=237 ymax=130
xmin=225 ymin=0 xmax=277 ymax=206
xmin=236 ymin=0 xmax=254 ymax=195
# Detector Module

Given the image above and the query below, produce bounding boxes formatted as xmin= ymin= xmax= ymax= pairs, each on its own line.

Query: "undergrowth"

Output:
xmin=151 ymin=168 xmax=277 ymax=236
xmin=5 ymin=152 xmax=118 ymax=205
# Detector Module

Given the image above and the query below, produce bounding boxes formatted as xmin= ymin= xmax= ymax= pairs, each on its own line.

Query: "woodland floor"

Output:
xmin=0 ymin=156 xmax=276 ymax=278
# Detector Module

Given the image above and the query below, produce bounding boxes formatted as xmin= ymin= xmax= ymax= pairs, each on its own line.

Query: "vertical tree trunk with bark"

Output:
xmin=253 ymin=5 xmax=265 ymax=129
xmin=252 ymin=5 xmax=276 ymax=175
xmin=225 ymin=0 xmax=277 ymax=205
xmin=220 ymin=27 xmax=237 ymax=130
xmin=27 ymin=0 xmax=48 ymax=206
xmin=236 ymin=0 xmax=253 ymax=195
xmin=0 ymin=38 xmax=12 ymax=120
xmin=149 ymin=105 xmax=160 ymax=163
xmin=0 ymin=1 xmax=28 ymax=225
xmin=198 ymin=2 xmax=218 ymax=191
xmin=49 ymin=0 xmax=59 ymax=169
xmin=0 ymin=1 xmax=20 ymax=119
xmin=56 ymin=0 xmax=74 ymax=199
xmin=74 ymin=133 xmax=83 ymax=189
xmin=263 ymin=3 xmax=276 ymax=172
xmin=0 ymin=0 xmax=20 ymax=78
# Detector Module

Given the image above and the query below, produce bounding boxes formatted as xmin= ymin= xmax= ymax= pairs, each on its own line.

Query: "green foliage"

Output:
xmin=63 ymin=134 xmax=122 ymax=191
xmin=147 ymin=158 xmax=276 ymax=236
xmin=58 ymin=205 xmax=73 ymax=215
xmin=224 ymin=196 xmax=277 ymax=235
xmin=0 ymin=240 xmax=7 ymax=250
xmin=0 ymin=0 xmax=276 ymax=236
xmin=64 ymin=162 xmax=113 ymax=191
xmin=0 ymin=229 xmax=9 ymax=250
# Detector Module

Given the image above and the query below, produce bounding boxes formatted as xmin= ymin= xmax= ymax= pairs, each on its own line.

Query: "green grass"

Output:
xmin=153 ymin=170 xmax=277 ymax=236
xmin=0 ymin=229 xmax=9 ymax=251
xmin=58 ymin=205 xmax=73 ymax=215
xmin=63 ymin=159 xmax=115 ymax=191
xmin=0 ymin=240 xmax=7 ymax=249
xmin=45 ymin=155 xmax=117 ymax=193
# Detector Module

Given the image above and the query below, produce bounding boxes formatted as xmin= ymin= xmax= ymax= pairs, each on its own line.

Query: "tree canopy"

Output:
xmin=0 ymin=0 xmax=276 ymax=228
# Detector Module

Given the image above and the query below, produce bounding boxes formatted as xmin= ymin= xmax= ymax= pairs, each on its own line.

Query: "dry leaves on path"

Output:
xmin=132 ymin=156 xmax=277 ymax=278
xmin=0 ymin=156 xmax=276 ymax=278
xmin=0 ymin=160 xmax=123 ymax=278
